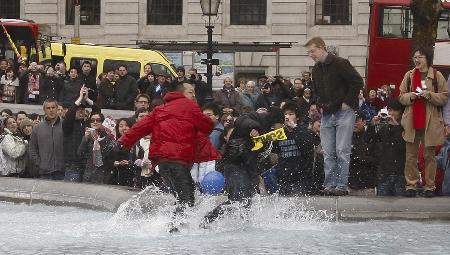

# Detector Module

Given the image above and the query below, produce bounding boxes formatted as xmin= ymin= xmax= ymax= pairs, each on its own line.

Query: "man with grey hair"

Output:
xmin=213 ymin=76 xmax=242 ymax=114
xmin=239 ymin=80 xmax=258 ymax=110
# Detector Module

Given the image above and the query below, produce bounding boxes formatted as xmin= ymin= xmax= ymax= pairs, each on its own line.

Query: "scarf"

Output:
xmin=412 ymin=68 xmax=426 ymax=129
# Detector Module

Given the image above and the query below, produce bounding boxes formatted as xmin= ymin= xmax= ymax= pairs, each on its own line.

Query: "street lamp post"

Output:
xmin=200 ymin=0 xmax=221 ymax=97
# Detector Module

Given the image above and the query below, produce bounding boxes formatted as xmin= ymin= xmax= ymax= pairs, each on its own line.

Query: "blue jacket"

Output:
xmin=436 ymin=138 xmax=450 ymax=195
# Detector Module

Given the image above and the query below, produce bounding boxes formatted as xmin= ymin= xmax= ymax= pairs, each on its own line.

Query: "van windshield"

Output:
xmin=151 ymin=63 xmax=175 ymax=79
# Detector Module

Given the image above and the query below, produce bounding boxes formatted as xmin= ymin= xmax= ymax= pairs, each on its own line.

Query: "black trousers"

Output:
xmin=203 ymin=162 xmax=256 ymax=224
xmin=158 ymin=162 xmax=195 ymax=215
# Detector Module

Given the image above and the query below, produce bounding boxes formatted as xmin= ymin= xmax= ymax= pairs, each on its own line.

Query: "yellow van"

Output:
xmin=50 ymin=43 xmax=177 ymax=79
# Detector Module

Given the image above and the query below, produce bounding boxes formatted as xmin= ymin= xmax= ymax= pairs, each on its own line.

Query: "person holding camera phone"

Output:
xmin=62 ymin=85 xmax=100 ymax=182
xmin=77 ymin=111 xmax=116 ymax=184
xmin=399 ymin=47 xmax=448 ymax=198
xmin=364 ymin=99 xmax=406 ymax=196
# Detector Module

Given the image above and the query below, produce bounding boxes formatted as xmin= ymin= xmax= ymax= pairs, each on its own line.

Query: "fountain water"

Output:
xmin=1 ymin=185 xmax=450 ymax=254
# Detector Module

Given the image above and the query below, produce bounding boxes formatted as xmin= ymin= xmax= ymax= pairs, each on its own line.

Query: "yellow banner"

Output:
xmin=251 ymin=128 xmax=287 ymax=151
xmin=1 ymin=24 xmax=21 ymax=59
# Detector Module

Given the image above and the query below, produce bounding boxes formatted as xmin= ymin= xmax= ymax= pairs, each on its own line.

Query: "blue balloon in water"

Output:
xmin=262 ymin=165 xmax=279 ymax=193
xmin=201 ymin=171 xmax=225 ymax=195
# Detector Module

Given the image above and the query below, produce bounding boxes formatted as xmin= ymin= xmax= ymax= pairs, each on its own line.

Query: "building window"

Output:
xmin=147 ymin=0 xmax=182 ymax=25
xmin=0 ymin=0 xmax=20 ymax=19
xmin=66 ymin=0 xmax=101 ymax=25
xmin=230 ymin=0 xmax=267 ymax=25
xmin=315 ymin=0 xmax=352 ymax=25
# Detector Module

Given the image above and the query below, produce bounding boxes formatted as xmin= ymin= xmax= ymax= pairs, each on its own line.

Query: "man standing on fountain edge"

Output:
xmin=116 ymin=81 xmax=219 ymax=232
xmin=305 ymin=37 xmax=363 ymax=196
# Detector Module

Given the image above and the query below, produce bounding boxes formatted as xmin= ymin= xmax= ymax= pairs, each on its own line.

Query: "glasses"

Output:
xmin=412 ymin=56 xmax=425 ymax=60
xmin=90 ymin=118 xmax=102 ymax=123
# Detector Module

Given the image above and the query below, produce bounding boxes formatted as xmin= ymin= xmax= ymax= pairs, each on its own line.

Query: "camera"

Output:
xmin=377 ymin=108 xmax=390 ymax=124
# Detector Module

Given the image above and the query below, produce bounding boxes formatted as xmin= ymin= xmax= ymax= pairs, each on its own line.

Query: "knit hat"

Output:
xmin=19 ymin=118 xmax=34 ymax=131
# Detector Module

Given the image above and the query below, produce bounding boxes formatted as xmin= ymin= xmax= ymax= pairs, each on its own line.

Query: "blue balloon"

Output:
xmin=262 ymin=165 xmax=279 ymax=193
xmin=201 ymin=171 xmax=225 ymax=195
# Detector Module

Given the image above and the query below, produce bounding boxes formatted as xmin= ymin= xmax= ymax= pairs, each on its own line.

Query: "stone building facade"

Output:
xmin=9 ymin=0 xmax=370 ymax=82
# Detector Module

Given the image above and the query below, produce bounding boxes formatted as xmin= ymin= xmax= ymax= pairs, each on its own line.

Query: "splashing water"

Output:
xmin=1 ymin=188 xmax=450 ymax=254
xmin=109 ymin=186 xmax=333 ymax=236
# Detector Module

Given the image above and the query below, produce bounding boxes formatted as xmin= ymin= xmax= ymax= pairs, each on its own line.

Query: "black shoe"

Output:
xmin=320 ymin=187 xmax=335 ymax=196
xmin=404 ymin=189 xmax=417 ymax=197
xmin=333 ymin=188 xmax=349 ymax=196
xmin=423 ymin=190 xmax=435 ymax=198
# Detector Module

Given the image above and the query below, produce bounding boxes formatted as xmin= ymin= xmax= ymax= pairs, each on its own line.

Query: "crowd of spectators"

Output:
xmin=1 ymin=56 xmax=450 ymax=197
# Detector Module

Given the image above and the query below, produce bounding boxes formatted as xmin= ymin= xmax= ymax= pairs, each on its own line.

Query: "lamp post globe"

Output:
xmin=200 ymin=0 xmax=221 ymax=16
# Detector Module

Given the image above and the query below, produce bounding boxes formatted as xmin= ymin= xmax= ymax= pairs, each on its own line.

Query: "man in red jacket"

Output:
xmin=118 ymin=82 xmax=219 ymax=231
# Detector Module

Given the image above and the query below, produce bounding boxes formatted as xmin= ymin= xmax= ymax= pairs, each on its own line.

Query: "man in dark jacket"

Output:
xmin=28 ymin=99 xmax=65 ymax=179
xmin=19 ymin=62 xmax=45 ymax=104
xmin=118 ymin=81 xmax=219 ymax=232
xmin=305 ymin=37 xmax=363 ymax=196
xmin=189 ymin=68 xmax=210 ymax=107
xmin=274 ymin=102 xmax=321 ymax=195
xmin=348 ymin=112 xmax=376 ymax=190
xmin=79 ymin=61 xmax=98 ymax=102
xmin=364 ymin=99 xmax=406 ymax=196
xmin=114 ymin=65 xmax=139 ymax=110
xmin=255 ymin=83 xmax=278 ymax=110
xmin=146 ymin=73 xmax=169 ymax=101
xmin=59 ymin=67 xmax=83 ymax=106
xmin=62 ymin=86 xmax=100 ymax=182
xmin=201 ymin=107 xmax=283 ymax=226
xmin=40 ymin=66 xmax=64 ymax=104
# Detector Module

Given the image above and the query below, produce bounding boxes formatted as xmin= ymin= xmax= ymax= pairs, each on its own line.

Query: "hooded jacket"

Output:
xmin=118 ymin=91 xmax=219 ymax=164
xmin=0 ymin=128 xmax=28 ymax=175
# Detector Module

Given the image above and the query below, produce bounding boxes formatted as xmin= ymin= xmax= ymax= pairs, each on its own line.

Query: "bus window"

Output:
xmin=437 ymin=9 xmax=450 ymax=40
xmin=104 ymin=60 xmax=140 ymax=79
xmin=151 ymin=63 xmax=175 ymax=80
xmin=379 ymin=7 xmax=413 ymax=38
xmin=70 ymin=57 xmax=98 ymax=76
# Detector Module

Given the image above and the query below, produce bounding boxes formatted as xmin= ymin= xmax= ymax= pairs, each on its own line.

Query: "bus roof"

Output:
xmin=372 ymin=0 xmax=450 ymax=8
xmin=0 ymin=19 xmax=39 ymax=28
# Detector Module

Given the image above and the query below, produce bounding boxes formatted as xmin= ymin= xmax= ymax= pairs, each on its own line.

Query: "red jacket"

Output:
xmin=118 ymin=92 xmax=219 ymax=163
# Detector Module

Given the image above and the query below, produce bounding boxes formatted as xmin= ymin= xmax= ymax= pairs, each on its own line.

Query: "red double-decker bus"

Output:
xmin=0 ymin=18 xmax=41 ymax=64
xmin=366 ymin=0 xmax=450 ymax=92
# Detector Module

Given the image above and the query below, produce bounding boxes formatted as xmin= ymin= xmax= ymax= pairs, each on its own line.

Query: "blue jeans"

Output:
xmin=320 ymin=108 xmax=356 ymax=190
xmin=64 ymin=164 xmax=82 ymax=182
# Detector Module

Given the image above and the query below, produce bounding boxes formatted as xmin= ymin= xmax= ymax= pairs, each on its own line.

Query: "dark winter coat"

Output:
xmin=59 ymin=78 xmax=83 ymax=106
xmin=118 ymin=92 xmax=219 ymax=164
xmin=39 ymin=76 xmax=64 ymax=103
xmin=98 ymin=79 xmax=115 ymax=109
xmin=79 ymin=73 xmax=98 ymax=102
xmin=364 ymin=124 xmax=406 ymax=177
xmin=114 ymin=75 xmax=139 ymax=110
xmin=146 ymin=82 xmax=169 ymax=100
xmin=19 ymin=70 xmax=45 ymax=104
xmin=349 ymin=130 xmax=377 ymax=189
xmin=137 ymin=77 xmax=153 ymax=94
xmin=255 ymin=93 xmax=278 ymax=110
xmin=62 ymin=103 xmax=101 ymax=166
xmin=312 ymin=53 xmax=364 ymax=114
xmin=78 ymin=135 xmax=116 ymax=184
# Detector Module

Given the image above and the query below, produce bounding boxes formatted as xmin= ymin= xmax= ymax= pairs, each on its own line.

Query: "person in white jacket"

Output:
xmin=0 ymin=117 xmax=28 ymax=176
